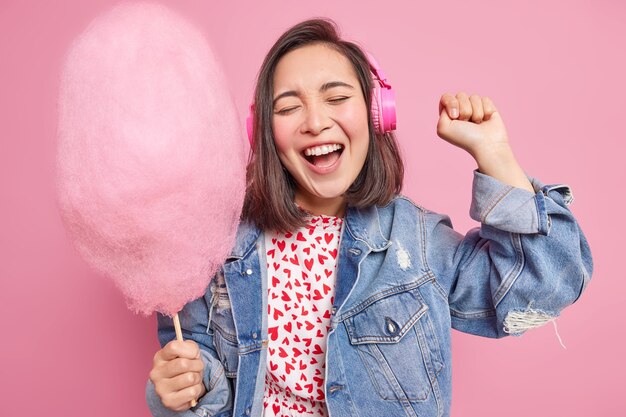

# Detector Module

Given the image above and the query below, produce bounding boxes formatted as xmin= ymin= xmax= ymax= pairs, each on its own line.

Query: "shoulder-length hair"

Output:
xmin=242 ymin=18 xmax=404 ymax=232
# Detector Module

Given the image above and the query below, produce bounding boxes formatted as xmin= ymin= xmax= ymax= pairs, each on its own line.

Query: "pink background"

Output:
xmin=1 ymin=0 xmax=623 ymax=415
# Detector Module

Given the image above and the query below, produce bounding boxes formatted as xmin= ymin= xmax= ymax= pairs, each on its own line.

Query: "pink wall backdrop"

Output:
xmin=1 ymin=0 xmax=623 ymax=415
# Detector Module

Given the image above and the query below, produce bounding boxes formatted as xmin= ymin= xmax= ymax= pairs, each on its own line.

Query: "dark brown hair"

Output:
xmin=242 ymin=18 xmax=404 ymax=232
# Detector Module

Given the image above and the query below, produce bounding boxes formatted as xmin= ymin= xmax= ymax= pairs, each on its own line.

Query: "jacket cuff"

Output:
xmin=469 ymin=170 xmax=574 ymax=235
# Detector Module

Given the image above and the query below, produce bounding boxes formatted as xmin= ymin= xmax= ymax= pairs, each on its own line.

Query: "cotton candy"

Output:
xmin=56 ymin=2 xmax=246 ymax=317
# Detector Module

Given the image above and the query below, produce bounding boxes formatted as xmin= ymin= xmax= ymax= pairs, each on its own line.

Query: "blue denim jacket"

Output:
xmin=147 ymin=171 xmax=593 ymax=417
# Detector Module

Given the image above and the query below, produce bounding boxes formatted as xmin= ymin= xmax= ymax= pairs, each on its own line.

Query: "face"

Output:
xmin=271 ymin=43 xmax=370 ymax=216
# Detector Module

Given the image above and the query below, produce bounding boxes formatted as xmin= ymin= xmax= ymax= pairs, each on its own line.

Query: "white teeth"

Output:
xmin=304 ymin=144 xmax=343 ymax=157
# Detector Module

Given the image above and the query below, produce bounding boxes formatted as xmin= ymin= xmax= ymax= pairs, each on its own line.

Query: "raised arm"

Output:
xmin=427 ymin=92 xmax=593 ymax=337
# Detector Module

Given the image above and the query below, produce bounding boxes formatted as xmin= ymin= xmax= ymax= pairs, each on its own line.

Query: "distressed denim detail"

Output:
xmin=542 ymin=183 xmax=574 ymax=205
xmin=503 ymin=306 xmax=560 ymax=336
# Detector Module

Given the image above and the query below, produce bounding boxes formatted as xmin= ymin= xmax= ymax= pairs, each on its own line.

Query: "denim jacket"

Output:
xmin=147 ymin=171 xmax=593 ymax=417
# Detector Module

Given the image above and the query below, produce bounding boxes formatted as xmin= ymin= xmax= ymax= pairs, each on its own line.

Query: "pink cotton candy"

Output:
xmin=56 ymin=3 xmax=246 ymax=317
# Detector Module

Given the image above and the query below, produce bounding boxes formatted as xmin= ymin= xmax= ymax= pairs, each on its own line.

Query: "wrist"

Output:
xmin=470 ymin=142 xmax=514 ymax=167
xmin=471 ymin=143 xmax=534 ymax=192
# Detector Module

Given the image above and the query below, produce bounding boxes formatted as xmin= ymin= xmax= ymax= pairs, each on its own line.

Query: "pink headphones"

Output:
xmin=246 ymin=51 xmax=396 ymax=146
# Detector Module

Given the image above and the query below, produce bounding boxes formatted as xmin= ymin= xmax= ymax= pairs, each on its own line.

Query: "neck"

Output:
xmin=295 ymin=192 xmax=346 ymax=218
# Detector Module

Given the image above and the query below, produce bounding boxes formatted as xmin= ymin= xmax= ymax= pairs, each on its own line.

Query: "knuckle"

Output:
xmin=161 ymin=396 xmax=175 ymax=410
xmin=441 ymin=94 xmax=455 ymax=105
xmin=154 ymin=384 xmax=166 ymax=400
xmin=163 ymin=344 xmax=175 ymax=359
xmin=189 ymin=341 xmax=200 ymax=357
xmin=170 ymin=340 xmax=182 ymax=353
xmin=187 ymin=372 xmax=196 ymax=385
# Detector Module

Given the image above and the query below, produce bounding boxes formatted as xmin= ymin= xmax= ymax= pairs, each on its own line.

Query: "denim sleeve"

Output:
xmin=426 ymin=170 xmax=593 ymax=338
xmin=146 ymin=294 xmax=233 ymax=417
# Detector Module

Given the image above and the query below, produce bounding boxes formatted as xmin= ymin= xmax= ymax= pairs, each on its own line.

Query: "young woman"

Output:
xmin=146 ymin=18 xmax=592 ymax=417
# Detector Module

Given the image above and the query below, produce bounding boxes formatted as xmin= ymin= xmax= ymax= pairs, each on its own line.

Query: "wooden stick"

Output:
xmin=173 ymin=313 xmax=183 ymax=341
xmin=173 ymin=313 xmax=198 ymax=408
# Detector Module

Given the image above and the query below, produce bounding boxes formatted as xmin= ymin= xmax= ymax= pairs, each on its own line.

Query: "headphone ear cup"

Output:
xmin=379 ymin=87 xmax=396 ymax=132
xmin=246 ymin=104 xmax=255 ymax=147
xmin=370 ymin=82 xmax=383 ymax=134
xmin=364 ymin=51 xmax=396 ymax=134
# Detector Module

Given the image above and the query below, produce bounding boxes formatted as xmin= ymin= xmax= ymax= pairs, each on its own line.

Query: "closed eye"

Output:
xmin=328 ymin=96 xmax=350 ymax=103
xmin=275 ymin=106 xmax=300 ymax=115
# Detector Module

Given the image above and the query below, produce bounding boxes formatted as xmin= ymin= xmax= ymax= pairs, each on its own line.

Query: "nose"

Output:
xmin=300 ymin=102 xmax=332 ymax=136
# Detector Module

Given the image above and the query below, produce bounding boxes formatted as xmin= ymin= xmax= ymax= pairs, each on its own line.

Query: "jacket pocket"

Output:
xmin=343 ymin=286 xmax=444 ymax=402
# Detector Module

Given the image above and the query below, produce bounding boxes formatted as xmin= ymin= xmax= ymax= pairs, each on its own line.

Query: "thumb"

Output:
xmin=437 ymin=108 xmax=455 ymax=140
xmin=438 ymin=107 xmax=452 ymax=123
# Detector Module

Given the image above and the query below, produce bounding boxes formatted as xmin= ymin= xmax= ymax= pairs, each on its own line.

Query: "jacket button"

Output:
xmin=385 ymin=317 xmax=398 ymax=335
xmin=252 ymin=332 xmax=258 ymax=339
xmin=246 ymin=268 xmax=253 ymax=275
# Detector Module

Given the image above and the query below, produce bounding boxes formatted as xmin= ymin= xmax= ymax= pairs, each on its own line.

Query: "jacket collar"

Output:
xmin=343 ymin=205 xmax=390 ymax=251
xmin=229 ymin=204 xmax=390 ymax=259
xmin=228 ymin=220 xmax=261 ymax=259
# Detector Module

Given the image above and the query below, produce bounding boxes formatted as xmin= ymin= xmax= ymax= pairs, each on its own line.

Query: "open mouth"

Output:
xmin=302 ymin=144 xmax=344 ymax=168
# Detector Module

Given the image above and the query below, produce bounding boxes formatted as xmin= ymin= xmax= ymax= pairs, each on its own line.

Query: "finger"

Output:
xmin=439 ymin=93 xmax=459 ymax=119
xmin=469 ymin=94 xmax=484 ymax=123
xmin=481 ymin=96 xmax=497 ymax=120
xmin=152 ymin=371 xmax=202 ymax=404
xmin=456 ymin=92 xmax=471 ymax=121
xmin=167 ymin=370 xmax=203 ymax=392
xmin=159 ymin=340 xmax=201 ymax=362
xmin=164 ymin=357 xmax=205 ymax=378
xmin=160 ymin=383 xmax=205 ymax=412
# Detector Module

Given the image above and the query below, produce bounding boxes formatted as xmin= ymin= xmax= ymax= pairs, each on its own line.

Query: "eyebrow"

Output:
xmin=273 ymin=81 xmax=355 ymax=106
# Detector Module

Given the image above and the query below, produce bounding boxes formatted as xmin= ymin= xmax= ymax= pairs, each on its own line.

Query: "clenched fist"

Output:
xmin=149 ymin=339 xmax=207 ymax=412
xmin=436 ymin=92 xmax=533 ymax=192
xmin=436 ymin=92 xmax=509 ymax=157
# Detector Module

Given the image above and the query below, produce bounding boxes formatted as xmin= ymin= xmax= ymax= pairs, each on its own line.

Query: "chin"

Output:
xmin=311 ymin=184 xmax=350 ymax=200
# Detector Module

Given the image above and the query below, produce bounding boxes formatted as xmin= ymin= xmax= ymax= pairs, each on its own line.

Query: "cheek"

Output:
xmin=337 ymin=100 xmax=369 ymax=138
xmin=271 ymin=118 xmax=293 ymax=154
